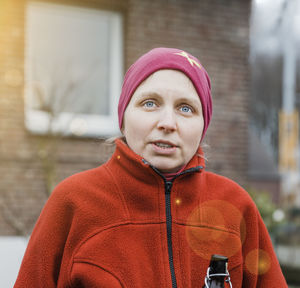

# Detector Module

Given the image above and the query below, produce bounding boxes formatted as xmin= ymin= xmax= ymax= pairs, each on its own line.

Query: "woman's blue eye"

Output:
xmin=180 ymin=106 xmax=192 ymax=113
xmin=144 ymin=101 xmax=155 ymax=108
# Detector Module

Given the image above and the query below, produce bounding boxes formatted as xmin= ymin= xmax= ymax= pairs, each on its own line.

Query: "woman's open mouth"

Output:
xmin=152 ymin=141 xmax=177 ymax=154
xmin=155 ymin=142 xmax=173 ymax=148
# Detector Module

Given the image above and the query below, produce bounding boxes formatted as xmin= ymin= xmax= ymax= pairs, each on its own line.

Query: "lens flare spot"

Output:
xmin=245 ymin=249 xmax=271 ymax=275
xmin=185 ymin=200 xmax=246 ymax=260
xmin=175 ymin=198 xmax=181 ymax=205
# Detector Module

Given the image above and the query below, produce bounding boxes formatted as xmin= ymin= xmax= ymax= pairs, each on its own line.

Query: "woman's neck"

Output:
xmin=161 ymin=165 xmax=187 ymax=181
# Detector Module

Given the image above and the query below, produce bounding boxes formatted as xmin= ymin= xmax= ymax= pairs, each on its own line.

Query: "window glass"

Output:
xmin=25 ymin=2 xmax=123 ymax=136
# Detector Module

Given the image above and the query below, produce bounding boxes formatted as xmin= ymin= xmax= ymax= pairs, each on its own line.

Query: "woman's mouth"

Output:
xmin=152 ymin=141 xmax=177 ymax=154
xmin=155 ymin=142 xmax=174 ymax=148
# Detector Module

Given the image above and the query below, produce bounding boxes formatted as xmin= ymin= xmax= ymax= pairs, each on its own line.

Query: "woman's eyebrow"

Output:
xmin=175 ymin=97 xmax=201 ymax=108
xmin=137 ymin=91 xmax=163 ymax=100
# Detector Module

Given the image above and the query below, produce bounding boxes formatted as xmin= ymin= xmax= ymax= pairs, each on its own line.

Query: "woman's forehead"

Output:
xmin=143 ymin=69 xmax=194 ymax=83
xmin=134 ymin=69 xmax=198 ymax=95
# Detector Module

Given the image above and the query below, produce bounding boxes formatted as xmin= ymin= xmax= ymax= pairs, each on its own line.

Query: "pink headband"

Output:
xmin=118 ymin=47 xmax=212 ymax=140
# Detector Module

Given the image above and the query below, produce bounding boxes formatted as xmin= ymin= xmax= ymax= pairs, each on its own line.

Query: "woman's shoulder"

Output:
xmin=202 ymin=170 xmax=257 ymax=209
xmin=43 ymin=163 xmax=128 ymax=223
xmin=50 ymin=164 xmax=112 ymax=201
xmin=203 ymin=170 xmax=244 ymax=188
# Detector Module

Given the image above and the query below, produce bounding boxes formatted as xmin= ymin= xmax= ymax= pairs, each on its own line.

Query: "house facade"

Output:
xmin=0 ymin=0 xmax=251 ymax=235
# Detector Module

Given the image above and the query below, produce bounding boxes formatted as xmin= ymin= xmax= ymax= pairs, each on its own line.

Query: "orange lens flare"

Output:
xmin=185 ymin=200 xmax=246 ymax=260
xmin=245 ymin=249 xmax=271 ymax=275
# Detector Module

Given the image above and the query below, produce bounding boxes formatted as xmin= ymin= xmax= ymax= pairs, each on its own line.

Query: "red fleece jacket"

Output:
xmin=15 ymin=140 xmax=287 ymax=287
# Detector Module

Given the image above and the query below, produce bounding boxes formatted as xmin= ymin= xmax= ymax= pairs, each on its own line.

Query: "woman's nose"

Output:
xmin=157 ymin=108 xmax=177 ymax=132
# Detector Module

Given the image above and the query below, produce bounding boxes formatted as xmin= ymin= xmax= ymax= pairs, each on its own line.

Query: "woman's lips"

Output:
xmin=151 ymin=141 xmax=177 ymax=154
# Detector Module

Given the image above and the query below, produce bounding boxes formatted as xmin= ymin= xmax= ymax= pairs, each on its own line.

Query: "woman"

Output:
xmin=15 ymin=48 xmax=287 ymax=287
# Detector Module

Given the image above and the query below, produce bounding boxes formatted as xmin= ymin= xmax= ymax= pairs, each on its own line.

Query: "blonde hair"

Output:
xmin=104 ymin=135 xmax=125 ymax=145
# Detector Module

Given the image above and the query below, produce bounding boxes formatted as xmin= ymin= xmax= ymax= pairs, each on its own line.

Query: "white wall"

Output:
xmin=0 ymin=237 xmax=28 ymax=287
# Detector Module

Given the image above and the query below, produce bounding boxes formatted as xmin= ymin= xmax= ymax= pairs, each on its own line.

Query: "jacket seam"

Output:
xmin=51 ymin=186 xmax=75 ymax=287
xmin=77 ymin=221 xmax=165 ymax=250
xmin=229 ymin=261 xmax=243 ymax=272
xmin=104 ymin=165 xmax=131 ymax=220
xmin=70 ymin=259 xmax=126 ymax=288
xmin=68 ymin=220 xmax=164 ymax=286
xmin=174 ymin=221 xmax=241 ymax=238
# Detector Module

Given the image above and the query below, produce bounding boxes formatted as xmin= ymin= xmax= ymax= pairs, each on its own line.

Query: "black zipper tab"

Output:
xmin=166 ymin=181 xmax=173 ymax=194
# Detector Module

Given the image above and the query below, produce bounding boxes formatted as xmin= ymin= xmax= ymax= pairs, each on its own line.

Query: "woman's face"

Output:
xmin=122 ymin=69 xmax=204 ymax=173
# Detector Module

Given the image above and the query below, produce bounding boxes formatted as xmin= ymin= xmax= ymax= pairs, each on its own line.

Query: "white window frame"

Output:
xmin=24 ymin=2 xmax=123 ymax=137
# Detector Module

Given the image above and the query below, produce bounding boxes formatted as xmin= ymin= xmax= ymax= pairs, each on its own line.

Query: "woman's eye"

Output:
xmin=179 ymin=105 xmax=193 ymax=113
xmin=143 ymin=101 xmax=156 ymax=108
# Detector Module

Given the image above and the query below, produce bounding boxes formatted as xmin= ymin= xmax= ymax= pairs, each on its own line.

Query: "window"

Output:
xmin=25 ymin=2 xmax=123 ymax=137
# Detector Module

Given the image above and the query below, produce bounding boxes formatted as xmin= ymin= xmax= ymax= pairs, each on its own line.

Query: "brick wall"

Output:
xmin=0 ymin=0 xmax=251 ymax=235
xmin=126 ymin=0 xmax=250 ymax=181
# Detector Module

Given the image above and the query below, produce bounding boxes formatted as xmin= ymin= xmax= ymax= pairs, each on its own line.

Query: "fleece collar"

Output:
xmin=104 ymin=139 xmax=206 ymax=221
xmin=112 ymin=139 xmax=205 ymax=181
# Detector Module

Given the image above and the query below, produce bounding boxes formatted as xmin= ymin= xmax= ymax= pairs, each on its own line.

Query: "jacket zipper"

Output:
xmin=163 ymin=167 xmax=203 ymax=288
xmin=143 ymin=159 xmax=203 ymax=288
xmin=165 ymin=181 xmax=177 ymax=288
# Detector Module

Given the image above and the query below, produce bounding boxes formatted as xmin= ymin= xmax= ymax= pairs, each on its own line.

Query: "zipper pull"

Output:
xmin=165 ymin=181 xmax=173 ymax=194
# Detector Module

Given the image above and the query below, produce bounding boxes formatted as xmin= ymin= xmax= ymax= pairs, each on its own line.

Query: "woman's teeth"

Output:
xmin=155 ymin=142 xmax=173 ymax=148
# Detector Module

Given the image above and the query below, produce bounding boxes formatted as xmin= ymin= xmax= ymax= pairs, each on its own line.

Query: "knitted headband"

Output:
xmin=118 ymin=47 xmax=212 ymax=140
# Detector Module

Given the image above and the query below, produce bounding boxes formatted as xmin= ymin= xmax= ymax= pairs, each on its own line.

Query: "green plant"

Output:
xmin=247 ymin=187 xmax=281 ymax=233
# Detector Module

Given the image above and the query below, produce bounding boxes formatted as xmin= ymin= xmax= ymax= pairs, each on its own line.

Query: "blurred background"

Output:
xmin=0 ymin=0 xmax=299 ymax=286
